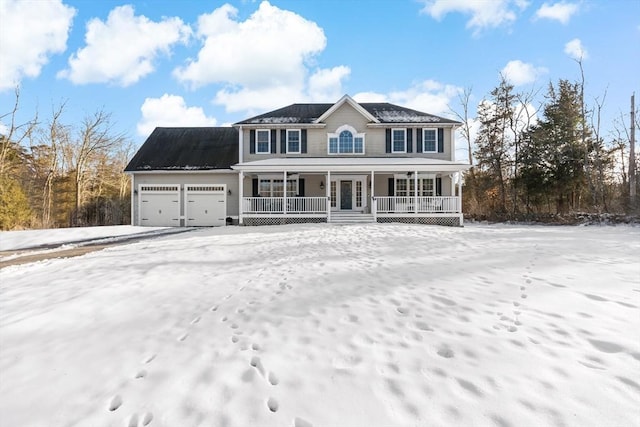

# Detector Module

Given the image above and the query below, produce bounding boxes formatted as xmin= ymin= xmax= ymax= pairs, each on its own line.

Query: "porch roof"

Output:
xmin=232 ymin=157 xmax=470 ymax=173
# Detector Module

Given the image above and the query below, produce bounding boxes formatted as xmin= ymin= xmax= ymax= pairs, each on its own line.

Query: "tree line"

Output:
xmin=1 ymin=70 xmax=637 ymax=230
xmin=0 ymin=89 xmax=131 ymax=230
xmin=456 ymin=64 xmax=638 ymax=221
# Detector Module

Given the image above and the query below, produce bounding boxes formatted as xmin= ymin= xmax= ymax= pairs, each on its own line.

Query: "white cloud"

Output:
xmin=58 ymin=5 xmax=190 ymax=86
xmin=354 ymin=80 xmax=463 ymax=117
xmin=420 ymin=0 xmax=529 ymax=35
xmin=564 ymin=38 xmax=588 ymax=60
xmin=308 ymin=66 xmax=351 ymax=102
xmin=137 ymin=94 xmax=217 ymax=137
xmin=501 ymin=60 xmax=548 ymax=86
xmin=535 ymin=2 xmax=579 ymax=24
xmin=174 ymin=1 xmax=349 ymax=113
xmin=0 ymin=0 xmax=75 ymax=91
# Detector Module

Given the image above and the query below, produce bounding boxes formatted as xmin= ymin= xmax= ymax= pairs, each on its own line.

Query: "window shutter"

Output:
xmin=301 ymin=129 xmax=307 ymax=153
xmin=436 ymin=177 xmax=442 ymax=196
xmin=416 ymin=128 xmax=423 ymax=153
xmin=281 ymin=130 xmax=287 ymax=154
xmin=250 ymin=130 xmax=256 ymax=154
xmin=271 ymin=129 xmax=277 ymax=153
xmin=437 ymin=128 xmax=444 ymax=153
xmin=298 ymin=178 xmax=305 ymax=197
xmin=385 ymin=129 xmax=391 ymax=153
xmin=388 ymin=178 xmax=395 ymax=196
xmin=407 ymin=128 xmax=413 ymax=153
xmin=252 ymin=178 xmax=259 ymax=196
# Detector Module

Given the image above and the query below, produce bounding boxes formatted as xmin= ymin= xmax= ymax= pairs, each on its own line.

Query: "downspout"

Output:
xmin=130 ymin=174 xmax=135 ymax=225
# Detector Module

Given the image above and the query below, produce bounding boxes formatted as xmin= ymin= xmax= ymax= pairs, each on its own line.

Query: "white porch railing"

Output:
xmin=375 ymin=196 xmax=460 ymax=213
xmin=243 ymin=197 xmax=327 ymax=214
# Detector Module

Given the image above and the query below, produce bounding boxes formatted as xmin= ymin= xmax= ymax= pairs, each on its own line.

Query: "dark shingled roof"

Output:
xmin=235 ymin=102 xmax=460 ymax=125
xmin=124 ymin=127 xmax=238 ymax=172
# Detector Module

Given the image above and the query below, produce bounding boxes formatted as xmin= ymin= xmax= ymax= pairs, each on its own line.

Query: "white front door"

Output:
xmin=330 ymin=176 xmax=367 ymax=211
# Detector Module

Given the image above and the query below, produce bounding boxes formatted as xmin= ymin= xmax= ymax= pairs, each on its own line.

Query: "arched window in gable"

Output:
xmin=328 ymin=125 xmax=365 ymax=154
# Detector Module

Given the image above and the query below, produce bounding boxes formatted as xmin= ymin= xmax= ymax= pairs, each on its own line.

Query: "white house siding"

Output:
xmin=132 ymin=172 xmax=239 ymax=225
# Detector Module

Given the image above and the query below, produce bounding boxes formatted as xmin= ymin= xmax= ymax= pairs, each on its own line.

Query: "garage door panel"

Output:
xmin=185 ymin=185 xmax=226 ymax=227
xmin=139 ymin=185 xmax=180 ymax=227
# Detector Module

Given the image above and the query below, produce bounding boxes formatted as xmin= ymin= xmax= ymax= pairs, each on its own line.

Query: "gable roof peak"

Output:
xmin=314 ymin=94 xmax=380 ymax=124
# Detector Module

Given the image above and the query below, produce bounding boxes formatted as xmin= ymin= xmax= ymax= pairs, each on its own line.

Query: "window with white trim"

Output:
xmin=256 ymin=129 xmax=270 ymax=154
xmin=356 ymin=181 xmax=363 ymax=207
xmin=328 ymin=125 xmax=365 ymax=154
xmin=395 ymin=177 xmax=435 ymax=196
xmin=287 ymin=129 xmax=300 ymax=154
xmin=258 ymin=179 xmax=298 ymax=197
xmin=423 ymin=129 xmax=437 ymax=153
xmin=392 ymin=128 xmax=406 ymax=153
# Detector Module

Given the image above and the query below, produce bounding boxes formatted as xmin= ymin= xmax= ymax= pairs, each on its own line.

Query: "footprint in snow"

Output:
xmin=250 ymin=356 xmax=266 ymax=376
xmin=437 ymin=347 xmax=455 ymax=359
xmin=108 ymin=395 xmax=122 ymax=411
xmin=178 ymin=333 xmax=188 ymax=342
xmin=126 ymin=412 xmax=153 ymax=427
xmin=210 ymin=305 xmax=219 ymax=312
xmin=191 ymin=316 xmax=201 ymax=324
xmin=134 ymin=369 xmax=147 ymax=379
xmin=142 ymin=354 xmax=156 ymax=364
xmin=267 ymin=397 xmax=279 ymax=412
xmin=521 ymin=294 xmax=528 ymax=299
xmin=268 ymin=371 xmax=279 ymax=386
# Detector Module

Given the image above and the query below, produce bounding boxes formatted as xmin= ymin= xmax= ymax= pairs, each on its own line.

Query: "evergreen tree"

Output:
xmin=474 ymin=77 xmax=516 ymax=214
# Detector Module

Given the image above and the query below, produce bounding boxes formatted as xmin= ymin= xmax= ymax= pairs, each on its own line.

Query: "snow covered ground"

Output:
xmin=0 ymin=223 xmax=638 ymax=427
xmin=0 ymin=225 xmax=169 ymax=251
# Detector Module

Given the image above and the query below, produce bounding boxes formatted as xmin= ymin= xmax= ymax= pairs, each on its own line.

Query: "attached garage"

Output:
xmin=125 ymin=127 xmax=239 ymax=227
xmin=139 ymin=185 xmax=180 ymax=227
xmin=185 ymin=185 xmax=227 ymax=226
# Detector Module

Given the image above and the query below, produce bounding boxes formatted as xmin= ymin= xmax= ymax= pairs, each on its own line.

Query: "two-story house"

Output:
xmin=125 ymin=95 xmax=470 ymax=227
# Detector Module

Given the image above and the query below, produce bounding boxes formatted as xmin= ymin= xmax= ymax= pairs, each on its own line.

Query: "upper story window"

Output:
xmin=287 ymin=129 xmax=301 ymax=154
xmin=423 ymin=129 xmax=437 ymax=153
xmin=392 ymin=128 xmax=407 ymax=153
xmin=328 ymin=125 xmax=365 ymax=154
xmin=256 ymin=129 xmax=271 ymax=154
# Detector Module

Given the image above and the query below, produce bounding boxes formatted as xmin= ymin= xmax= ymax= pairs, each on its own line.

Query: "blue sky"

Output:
xmin=1 ymin=0 xmax=638 ymax=158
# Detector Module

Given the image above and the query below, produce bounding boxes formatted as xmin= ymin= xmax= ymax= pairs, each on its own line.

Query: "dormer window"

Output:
xmin=256 ymin=129 xmax=270 ymax=154
xmin=328 ymin=125 xmax=365 ymax=154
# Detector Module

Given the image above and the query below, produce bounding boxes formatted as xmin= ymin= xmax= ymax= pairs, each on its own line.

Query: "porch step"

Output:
xmin=329 ymin=212 xmax=375 ymax=223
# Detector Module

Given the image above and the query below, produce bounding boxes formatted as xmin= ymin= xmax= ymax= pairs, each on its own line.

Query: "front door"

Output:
xmin=340 ymin=181 xmax=352 ymax=210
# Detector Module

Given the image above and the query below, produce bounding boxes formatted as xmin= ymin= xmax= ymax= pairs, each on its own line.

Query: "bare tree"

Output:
xmin=67 ymin=109 xmax=125 ymax=225
xmin=0 ymin=87 xmax=38 ymax=176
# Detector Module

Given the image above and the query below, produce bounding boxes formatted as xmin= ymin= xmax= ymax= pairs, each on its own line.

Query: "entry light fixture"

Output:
xmin=320 ymin=181 xmax=325 ymax=190
xmin=228 ymin=189 xmax=232 ymax=195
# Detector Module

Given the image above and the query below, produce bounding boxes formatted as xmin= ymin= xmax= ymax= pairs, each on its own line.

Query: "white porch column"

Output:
xmin=238 ymin=171 xmax=244 ymax=225
xmin=414 ymin=169 xmax=418 ymax=214
xmin=371 ymin=170 xmax=376 ymax=221
xmin=450 ymin=173 xmax=455 ymax=196
xmin=458 ymin=173 xmax=463 ymax=212
xmin=326 ymin=170 xmax=331 ymax=222
xmin=283 ymin=171 xmax=287 ymax=215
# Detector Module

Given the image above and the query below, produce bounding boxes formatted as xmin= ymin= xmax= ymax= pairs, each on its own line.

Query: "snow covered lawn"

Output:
xmin=0 ymin=223 xmax=638 ymax=427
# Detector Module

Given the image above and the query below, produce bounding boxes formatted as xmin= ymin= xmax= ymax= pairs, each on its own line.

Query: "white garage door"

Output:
xmin=139 ymin=185 xmax=180 ymax=227
xmin=185 ymin=185 xmax=226 ymax=227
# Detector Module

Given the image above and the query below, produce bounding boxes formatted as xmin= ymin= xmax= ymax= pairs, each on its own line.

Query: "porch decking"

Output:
xmin=241 ymin=196 xmax=463 ymax=226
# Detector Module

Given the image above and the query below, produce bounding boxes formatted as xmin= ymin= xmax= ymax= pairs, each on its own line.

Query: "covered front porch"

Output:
xmin=232 ymin=158 xmax=469 ymax=226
